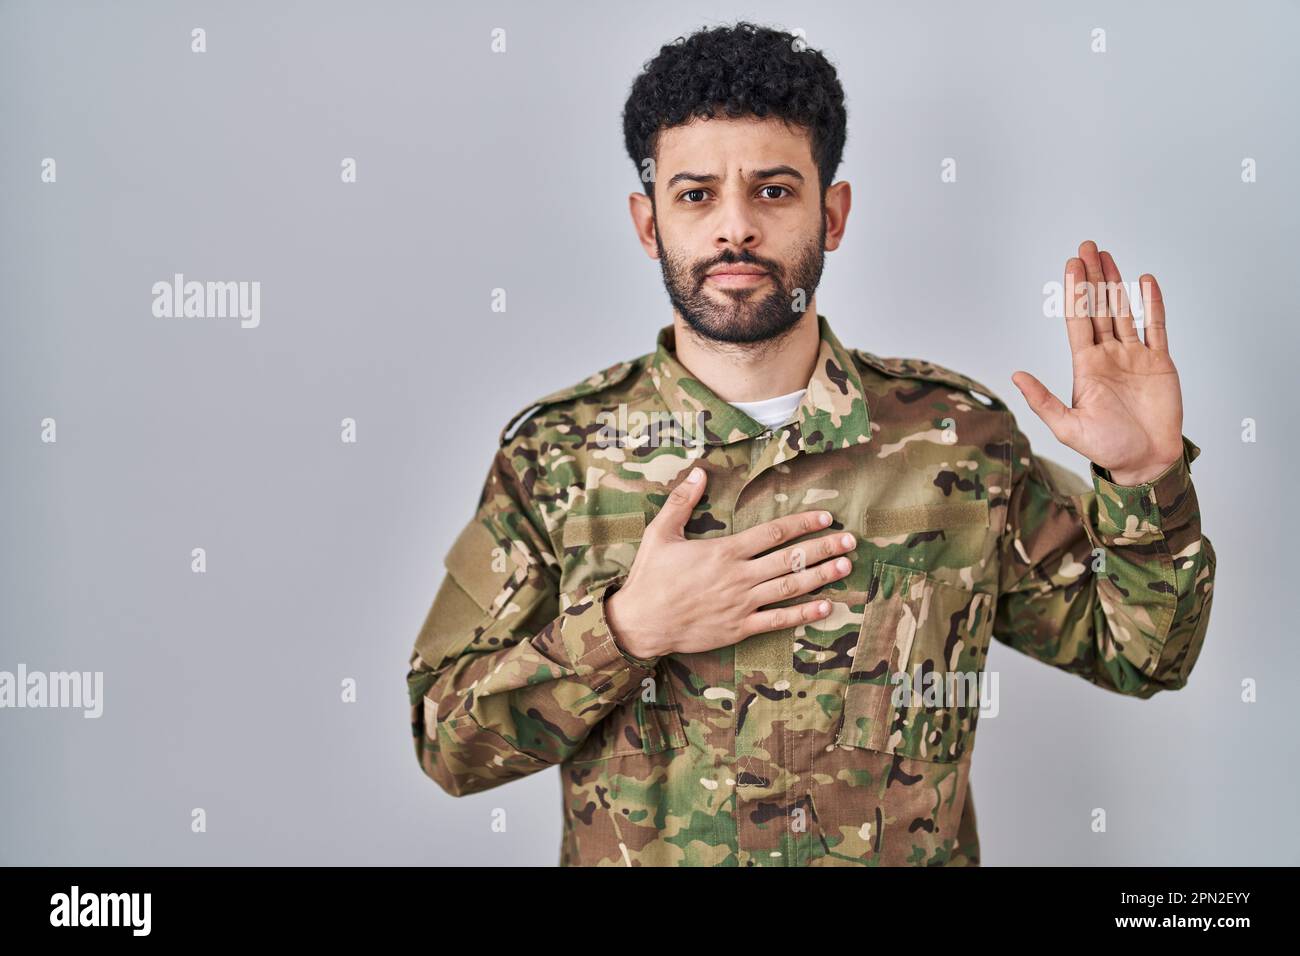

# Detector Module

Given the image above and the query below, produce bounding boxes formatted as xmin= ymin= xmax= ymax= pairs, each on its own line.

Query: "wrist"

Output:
xmin=605 ymin=585 xmax=668 ymax=661
xmin=1107 ymin=457 xmax=1180 ymax=487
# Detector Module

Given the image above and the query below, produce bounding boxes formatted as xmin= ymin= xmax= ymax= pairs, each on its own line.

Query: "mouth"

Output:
xmin=705 ymin=268 xmax=769 ymax=287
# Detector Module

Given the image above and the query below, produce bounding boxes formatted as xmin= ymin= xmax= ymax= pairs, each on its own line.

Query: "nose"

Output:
xmin=713 ymin=190 xmax=762 ymax=251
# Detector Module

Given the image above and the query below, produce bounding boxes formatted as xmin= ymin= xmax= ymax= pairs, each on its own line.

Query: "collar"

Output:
xmin=646 ymin=313 xmax=872 ymax=459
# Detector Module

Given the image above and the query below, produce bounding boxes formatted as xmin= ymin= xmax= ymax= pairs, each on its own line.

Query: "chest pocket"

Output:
xmin=560 ymin=511 xmax=689 ymax=764
xmin=561 ymin=511 xmax=646 ymax=588
xmin=834 ymin=559 xmax=995 ymax=763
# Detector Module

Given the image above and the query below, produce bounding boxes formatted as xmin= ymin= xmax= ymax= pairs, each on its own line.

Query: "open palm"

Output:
xmin=1013 ymin=241 xmax=1184 ymax=486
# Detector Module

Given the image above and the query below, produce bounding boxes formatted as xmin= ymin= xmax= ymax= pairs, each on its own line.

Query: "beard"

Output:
xmin=654 ymin=211 xmax=826 ymax=349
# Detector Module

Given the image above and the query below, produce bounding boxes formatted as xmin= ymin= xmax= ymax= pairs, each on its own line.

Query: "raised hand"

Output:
xmin=603 ymin=466 xmax=857 ymax=660
xmin=1012 ymin=240 xmax=1185 ymax=486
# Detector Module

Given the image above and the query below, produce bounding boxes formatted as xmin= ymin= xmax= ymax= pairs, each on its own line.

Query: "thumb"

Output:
xmin=1011 ymin=371 xmax=1078 ymax=446
xmin=651 ymin=464 xmax=707 ymax=538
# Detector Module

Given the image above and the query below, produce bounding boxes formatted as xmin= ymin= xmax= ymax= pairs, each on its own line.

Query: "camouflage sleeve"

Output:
xmin=993 ymin=414 xmax=1217 ymax=697
xmin=405 ymin=446 xmax=658 ymax=797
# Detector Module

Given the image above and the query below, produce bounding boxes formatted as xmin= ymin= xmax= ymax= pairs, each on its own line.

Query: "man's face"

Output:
xmin=652 ymin=114 xmax=827 ymax=346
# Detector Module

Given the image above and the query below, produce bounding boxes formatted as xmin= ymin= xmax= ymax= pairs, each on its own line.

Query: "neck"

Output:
xmin=671 ymin=303 xmax=820 ymax=403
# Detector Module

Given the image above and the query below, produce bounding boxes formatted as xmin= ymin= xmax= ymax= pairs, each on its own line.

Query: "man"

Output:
xmin=406 ymin=22 xmax=1216 ymax=866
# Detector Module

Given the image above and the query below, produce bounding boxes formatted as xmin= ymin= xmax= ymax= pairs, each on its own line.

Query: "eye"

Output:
xmin=680 ymin=189 xmax=709 ymax=203
xmin=760 ymin=184 xmax=791 ymax=200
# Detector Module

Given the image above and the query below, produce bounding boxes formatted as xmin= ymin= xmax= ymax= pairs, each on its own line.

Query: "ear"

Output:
xmin=822 ymin=180 xmax=851 ymax=253
xmin=628 ymin=192 xmax=659 ymax=259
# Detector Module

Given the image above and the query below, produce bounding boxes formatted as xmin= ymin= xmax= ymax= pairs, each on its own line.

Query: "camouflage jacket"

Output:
xmin=406 ymin=313 xmax=1216 ymax=866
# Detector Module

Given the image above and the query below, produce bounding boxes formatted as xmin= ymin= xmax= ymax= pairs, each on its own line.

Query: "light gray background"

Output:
xmin=2 ymin=0 xmax=1296 ymax=865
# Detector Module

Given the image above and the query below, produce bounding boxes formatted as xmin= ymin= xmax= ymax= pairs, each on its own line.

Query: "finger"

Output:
xmin=729 ymin=509 xmax=834 ymax=558
xmin=648 ymin=465 xmax=707 ymax=539
xmin=1100 ymin=250 xmax=1139 ymax=343
xmin=741 ymin=597 xmax=833 ymax=638
xmin=1011 ymin=370 xmax=1081 ymax=447
xmin=749 ymin=553 xmax=853 ymax=608
xmin=747 ymin=530 xmax=856 ymax=584
xmin=1062 ymin=257 xmax=1094 ymax=352
xmin=1078 ymin=240 xmax=1114 ymax=341
xmin=1139 ymin=273 xmax=1168 ymax=352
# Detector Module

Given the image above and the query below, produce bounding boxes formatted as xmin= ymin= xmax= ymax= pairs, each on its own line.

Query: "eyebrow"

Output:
xmin=664 ymin=165 xmax=806 ymax=189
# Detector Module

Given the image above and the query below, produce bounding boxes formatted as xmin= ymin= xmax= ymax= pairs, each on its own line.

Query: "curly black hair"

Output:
xmin=622 ymin=22 xmax=848 ymax=201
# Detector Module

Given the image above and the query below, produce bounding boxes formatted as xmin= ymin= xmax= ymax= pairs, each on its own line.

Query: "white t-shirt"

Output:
xmin=730 ymin=388 xmax=807 ymax=430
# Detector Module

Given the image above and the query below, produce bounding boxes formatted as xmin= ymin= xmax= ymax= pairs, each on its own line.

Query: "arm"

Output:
xmin=406 ymin=446 xmax=658 ymax=797
xmin=1003 ymin=240 xmax=1217 ymax=696
xmin=994 ymin=425 xmax=1216 ymax=696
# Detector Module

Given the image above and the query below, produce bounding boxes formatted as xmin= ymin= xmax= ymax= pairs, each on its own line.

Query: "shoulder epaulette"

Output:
xmin=498 ymin=358 xmax=639 ymax=446
xmin=851 ymin=349 xmax=1007 ymax=410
